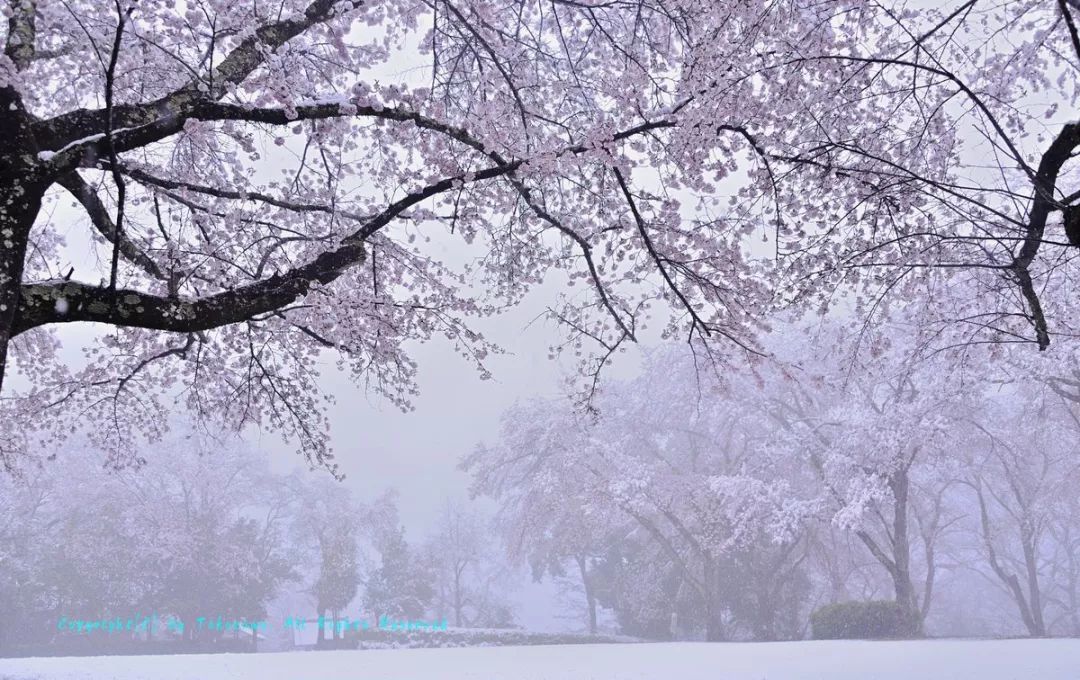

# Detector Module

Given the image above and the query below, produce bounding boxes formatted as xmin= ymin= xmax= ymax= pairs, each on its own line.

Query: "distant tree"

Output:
xmin=363 ymin=524 xmax=434 ymax=623
xmin=6 ymin=434 xmax=297 ymax=648
xmin=589 ymin=536 xmax=685 ymax=640
xmin=425 ymin=501 xmax=514 ymax=628
xmin=129 ymin=437 xmax=297 ymax=643
xmin=722 ymin=539 xmax=814 ymax=642
xmin=43 ymin=490 xmax=157 ymax=627
xmin=760 ymin=322 xmax=969 ymax=636
xmin=465 ymin=399 xmax=620 ymax=635
xmin=311 ymin=523 xmax=358 ymax=643
xmin=472 ymin=345 xmax=817 ymax=641
xmin=290 ymin=476 xmax=362 ymax=644
xmin=961 ymin=382 xmax=1080 ymax=637
xmin=0 ymin=467 xmax=62 ymax=648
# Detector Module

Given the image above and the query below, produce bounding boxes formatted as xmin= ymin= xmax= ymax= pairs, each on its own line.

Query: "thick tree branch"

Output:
xmin=1011 ymin=122 xmax=1080 ymax=349
xmin=1059 ymin=0 xmax=1080 ymax=66
xmin=32 ymin=115 xmax=671 ymax=341
xmin=14 ymin=242 xmax=365 ymax=336
xmin=14 ymin=157 xmax=527 ymax=335
xmin=103 ymin=1 xmax=133 ymax=302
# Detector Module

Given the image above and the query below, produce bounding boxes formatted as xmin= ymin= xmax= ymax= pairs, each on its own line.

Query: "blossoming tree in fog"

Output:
xmin=2 ymin=0 xmax=1080 ymax=466
xmin=470 ymin=321 xmax=1080 ymax=639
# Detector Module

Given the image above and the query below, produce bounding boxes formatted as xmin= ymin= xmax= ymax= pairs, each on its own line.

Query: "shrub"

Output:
xmin=810 ymin=601 xmax=917 ymax=640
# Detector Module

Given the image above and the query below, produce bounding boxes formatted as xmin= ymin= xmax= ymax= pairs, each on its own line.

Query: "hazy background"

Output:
xmin=29 ymin=202 xmax=653 ymax=633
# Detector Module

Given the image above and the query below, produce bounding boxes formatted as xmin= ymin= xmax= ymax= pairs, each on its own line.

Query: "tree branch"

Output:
xmin=56 ymin=171 xmax=166 ymax=280
xmin=33 ymin=0 xmax=366 ymax=152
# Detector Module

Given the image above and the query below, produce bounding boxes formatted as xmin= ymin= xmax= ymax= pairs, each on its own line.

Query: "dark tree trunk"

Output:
xmin=1021 ymin=526 xmax=1047 ymax=637
xmin=453 ymin=564 xmax=464 ymax=627
xmin=0 ymin=86 xmax=46 ymax=395
xmin=703 ymin=556 xmax=725 ymax=642
xmin=575 ymin=554 xmax=597 ymax=635
xmin=889 ymin=470 xmax=922 ymax=636
xmin=856 ymin=468 xmax=923 ymax=637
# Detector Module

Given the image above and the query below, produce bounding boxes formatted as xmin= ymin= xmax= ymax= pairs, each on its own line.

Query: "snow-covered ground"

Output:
xmin=2 ymin=639 xmax=1079 ymax=680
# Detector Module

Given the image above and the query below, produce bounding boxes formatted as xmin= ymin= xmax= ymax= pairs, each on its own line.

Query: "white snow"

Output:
xmin=2 ymin=639 xmax=1079 ymax=680
xmin=38 ymin=133 xmax=105 ymax=161
xmin=37 ymin=125 xmax=145 ymax=162
xmin=297 ymin=94 xmax=352 ymax=107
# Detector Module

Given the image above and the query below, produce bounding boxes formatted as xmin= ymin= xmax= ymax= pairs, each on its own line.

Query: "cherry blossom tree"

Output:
xmin=10 ymin=0 xmax=1025 ymax=469
xmin=471 ymin=345 xmax=818 ymax=641
xmin=709 ymin=1 xmax=1080 ymax=363
xmin=762 ymin=320 xmax=972 ymax=635
xmin=424 ymin=500 xmax=514 ymax=628
xmin=466 ymin=397 xmax=626 ymax=635
xmin=0 ymin=0 xmax=786 ymax=467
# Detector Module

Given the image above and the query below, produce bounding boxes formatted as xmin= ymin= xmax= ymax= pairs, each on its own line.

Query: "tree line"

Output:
xmin=467 ymin=322 xmax=1080 ymax=641
xmin=0 ymin=435 xmax=513 ymax=654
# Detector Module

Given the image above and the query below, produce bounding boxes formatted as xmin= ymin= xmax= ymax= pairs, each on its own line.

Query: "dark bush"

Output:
xmin=810 ymin=601 xmax=917 ymax=640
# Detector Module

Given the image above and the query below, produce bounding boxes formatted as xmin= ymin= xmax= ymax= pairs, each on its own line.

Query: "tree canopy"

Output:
xmin=3 ymin=1 xmax=1080 ymax=467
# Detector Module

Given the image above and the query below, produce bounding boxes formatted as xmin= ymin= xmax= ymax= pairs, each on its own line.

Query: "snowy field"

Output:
xmin=2 ymin=640 xmax=1080 ymax=680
